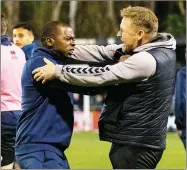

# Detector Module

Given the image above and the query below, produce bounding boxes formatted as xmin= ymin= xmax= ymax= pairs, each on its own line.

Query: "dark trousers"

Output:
xmin=16 ymin=150 xmax=70 ymax=169
xmin=1 ymin=111 xmax=20 ymax=166
xmin=109 ymin=143 xmax=163 ymax=169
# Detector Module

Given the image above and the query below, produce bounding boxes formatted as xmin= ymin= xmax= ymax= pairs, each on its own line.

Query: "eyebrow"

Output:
xmin=65 ymin=36 xmax=75 ymax=39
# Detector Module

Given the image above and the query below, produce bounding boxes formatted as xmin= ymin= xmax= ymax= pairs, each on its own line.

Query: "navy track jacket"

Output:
xmin=15 ymin=47 xmax=99 ymax=156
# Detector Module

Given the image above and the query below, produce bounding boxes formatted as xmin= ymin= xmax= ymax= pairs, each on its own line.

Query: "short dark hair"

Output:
xmin=41 ymin=21 xmax=70 ymax=46
xmin=1 ymin=13 xmax=8 ymax=35
xmin=13 ymin=22 xmax=35 ymax=36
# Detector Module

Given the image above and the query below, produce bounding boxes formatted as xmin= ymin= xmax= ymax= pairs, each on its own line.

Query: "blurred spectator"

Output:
xmin=13 ymin=22 xmax=34 ymax=48
xmin=73 ymin=93 xmax=83 ymax=111
xmin=1 ymin=13 xmax=26 ymax=169
xmin=13 ymin=22 xmax=41 ymax=60
xmin=90 ymin=94 xmax=104 ymax=111
xmin=174 ymin=66 xmax=186 ymax=149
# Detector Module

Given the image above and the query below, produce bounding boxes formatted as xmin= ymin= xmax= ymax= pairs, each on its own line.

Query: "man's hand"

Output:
xmin=32 ymin=58 xmax=56 ymax=84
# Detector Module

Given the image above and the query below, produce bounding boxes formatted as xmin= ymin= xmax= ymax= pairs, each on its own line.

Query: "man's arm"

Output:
xmin=30 ymin=57 xmax=107 ymax=95
xmin=69 ymin=44 xmax=123 ymax=63
xmin=55 ymin=51 xmax=156 ymax=87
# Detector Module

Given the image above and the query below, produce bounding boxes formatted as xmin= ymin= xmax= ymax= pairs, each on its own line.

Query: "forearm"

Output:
xmin=55 ymin=52 xmax=156 ymax=87
xmin=56 ymin=65 xmax=119 ymax=87
xmin=69 ymin=44 xmax=123 ymax=63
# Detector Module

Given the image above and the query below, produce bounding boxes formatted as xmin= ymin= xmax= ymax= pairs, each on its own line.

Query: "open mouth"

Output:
xmin=68 ymin=49 xmax=74 ymax=54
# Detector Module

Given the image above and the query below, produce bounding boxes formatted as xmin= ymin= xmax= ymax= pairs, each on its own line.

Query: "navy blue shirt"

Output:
xmin=174 ymin=66 xmax=186 ymax=130
xmin=15 ymin=47 xmax=76 ymax=156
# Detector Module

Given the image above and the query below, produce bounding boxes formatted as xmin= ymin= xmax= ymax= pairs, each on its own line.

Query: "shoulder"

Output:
xmin=129 ymin=51 xmax=156 ymax=65
xmin=121 ymin=51 xmax=156 ymax=76
xmin=1 ymin=44 xmax=25 ymax=59
xmin=10 ymin=43 xmax=26 ymax=56
xmin=22 ymin=44 xmax=33 ymax=52
xmin=26 ymin=56 xmax=47 ymax=72
xmin=28 ymin=54 xmax=56 ymax=72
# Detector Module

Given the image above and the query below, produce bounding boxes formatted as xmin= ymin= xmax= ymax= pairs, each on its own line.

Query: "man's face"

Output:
xmin=52 ymin=27 xmax=76 ymax=56
xmin=13 ymin=28 xmax=34 ymax=48
xmin=117 ymin=17 xmax=140 ymax=53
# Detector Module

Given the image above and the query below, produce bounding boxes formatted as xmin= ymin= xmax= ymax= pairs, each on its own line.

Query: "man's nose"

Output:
xmin=71 ymin=40 xmax=76 ymax=46
xmin=13 ymin=37 xmax=19 ymax=43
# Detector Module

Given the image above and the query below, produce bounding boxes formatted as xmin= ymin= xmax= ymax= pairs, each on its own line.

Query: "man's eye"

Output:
xmin=19 ymin=35 xmax=24 ymax=38
xmin=65 ymin=38 xmax=71 ymax=41
xmin=65 ymin=37 xmax=74 ymax=41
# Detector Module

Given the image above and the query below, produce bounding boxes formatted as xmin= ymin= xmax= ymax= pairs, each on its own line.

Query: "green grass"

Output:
xmin=66 ymin=132 xmax=186 ymax=169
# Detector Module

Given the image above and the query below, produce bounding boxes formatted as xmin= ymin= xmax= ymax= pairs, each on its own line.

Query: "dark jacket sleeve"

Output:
xmin=174 ymin=68 xmax=185 ymax=130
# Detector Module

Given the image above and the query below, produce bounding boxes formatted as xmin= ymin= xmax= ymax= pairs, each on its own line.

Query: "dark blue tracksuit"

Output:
xmin=15 ymin=47 xmax=100 ymax=169
xmin=22 ymin=40 xmax=41 ymax=60
xmin=174 ymin=66 xmax=186 ymax=149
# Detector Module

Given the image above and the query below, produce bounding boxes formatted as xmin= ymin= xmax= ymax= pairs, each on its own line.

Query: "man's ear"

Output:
xmin=137 ymin=30 xmax=144 ymax=41
xmin=45 ymin=37 xmax=54 ymax=47
xmin=29 ymin=32 xmax=34 ymax=43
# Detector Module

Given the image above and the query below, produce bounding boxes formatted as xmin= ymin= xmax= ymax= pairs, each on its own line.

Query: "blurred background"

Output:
xmin=2 ymin=0 xmax=186 ymax=64
xmin=1 ymin=0 xmax=186 ymax=169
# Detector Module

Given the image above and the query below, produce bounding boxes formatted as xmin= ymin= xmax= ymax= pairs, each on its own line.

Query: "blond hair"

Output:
xmin=121 ymin=6 xmax=158 ymax=36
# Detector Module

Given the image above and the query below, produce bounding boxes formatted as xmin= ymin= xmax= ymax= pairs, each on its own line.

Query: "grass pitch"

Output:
xmin=66 ymin=132 xmax=186 ymax=169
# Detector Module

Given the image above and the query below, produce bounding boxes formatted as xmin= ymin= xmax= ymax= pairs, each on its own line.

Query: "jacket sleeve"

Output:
xmin=68 ymin=44 xmax=123 ymax=63
xmin=174 ymin=69 xmax=184 ymax=130
xmin=29 ymin=56 xmax=107 ymax=95
xmin=55 ymin=51 xmax=156 ymax=87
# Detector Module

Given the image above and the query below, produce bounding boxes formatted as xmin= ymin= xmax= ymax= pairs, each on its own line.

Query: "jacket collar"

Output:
xmin=134 ymin=33 xmax=176 ymax=52
xmin=32 ymin=47 xmax=66 ymax=63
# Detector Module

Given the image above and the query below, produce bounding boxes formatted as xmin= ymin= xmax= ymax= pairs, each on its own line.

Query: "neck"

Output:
xmin=141 ymin=33 xmax=156 ymax=45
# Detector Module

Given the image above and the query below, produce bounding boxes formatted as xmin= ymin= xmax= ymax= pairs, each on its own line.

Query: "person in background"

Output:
xmin=174 ymin=66 xmax=186 ymax=149
xmin=90 ymin=94 xmax=104 ymax=111
xmin=1 ymin=13 xmax=26 ymax=169
xmin=13 ymin=22 xmax=41 ymax=60
xmin=13 ymin=22 xmax=34 ymax=49
xmin=73 ymin=94 xmax=83 ymax=111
